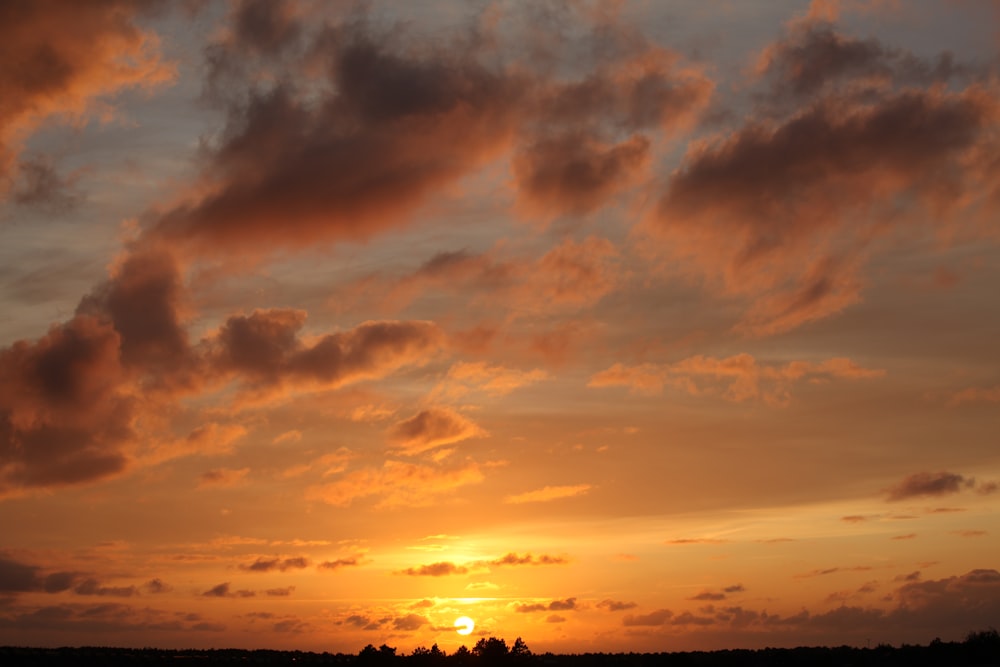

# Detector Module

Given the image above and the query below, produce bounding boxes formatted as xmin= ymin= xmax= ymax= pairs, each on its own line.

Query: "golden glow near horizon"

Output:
xmin=0 ymin=0 xmax=999 ymax=656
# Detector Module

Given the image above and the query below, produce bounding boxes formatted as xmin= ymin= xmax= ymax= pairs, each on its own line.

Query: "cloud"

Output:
xmin=754 ymin=18 xmax=967 ymax=104
xmin=198 ymin=467 xmax=250 ymax=488
xmin=9 ymin=156 xmax=83 ymax=212
xmin=0 ymin=602 xmax=226 ymax=635
xmin=589 ymin=354 xmax=883 ymax=405
xmin=949 ymin=385 xmax=1000 ymax=406
xmin=397 ymin=562 xmax=469 ymax=577
xmin=392 ymin=613 xmax=428 ymax=631
xmin=306 ymin=459 xmax=485 ymax=508
xmin=0 ymin=0 xmax=175 ymax=190
xmin=689 ymin=591 xmax=726 ymax=601
xmin=0 ymin=555 xmax=77 ymax=594
xmin=142 ymin=579 xmax=171 ymax=594
xmin=513 ymin=132 xmax=650 ymax=219
xmin=516 ymin=597 xmax=577 ymax=613
xmin=503 ymin=484 xmax=592 ymax=504
xmin=152 ymin=16 xmax=525 ymax=257
xmin=0 ymin=315 xmax=133 ymax=495
xmin=201 ymin=582 xmax=255 ymax=598
xmin=318 ymin=558 xmax=360 ymax=571
xmin=265 ymin=587 xmax=295 ymax=597
xmin=375 ymin=236 xmax=623 ymax=322
xmin=490 ymin=553 xmax=568 ymax=567
xmin=623 ymin=608 xmax=674 ymax=626
xmin=645 ymin=14 xmax=1000 ymax=335
xmin=515 ymin=39 xmax=712 ymax=219
xmin=436 ymin=362 xmax=547 ymax=400
xmin=145 ymin=424 xmax=248 ymax=467
xmin=207 ymin=311 xmax=444 ymax=397
xmin=885 ymin=471 xmax=977 ymax=501
xmin=72 ymin=579 xmax=137 ymax=597
xmin=238 ymin=556 xmax=309 ymax=573
xmin=597 ymin=599 xmax=637 ymax=612
xmin=388 ymin=407 xmax=486 ymax=456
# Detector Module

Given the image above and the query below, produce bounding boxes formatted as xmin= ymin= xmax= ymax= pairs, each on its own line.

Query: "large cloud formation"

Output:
xmin=0 ymin=0 xmax=175 ymax=197
xmin=0 ymin=243 xmax=444 ymax=495
xmin=647 ymin=13 xmax=1000 ymax=335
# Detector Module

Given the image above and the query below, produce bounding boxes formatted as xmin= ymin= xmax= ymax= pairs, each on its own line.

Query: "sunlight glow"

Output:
xmin=454 ymin=616 xmax=475 ymax=636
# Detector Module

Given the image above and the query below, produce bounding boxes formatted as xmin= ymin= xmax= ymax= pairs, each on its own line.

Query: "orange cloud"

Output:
xmin=645 ymin=15 xmax=1000 ymax=335
xmin=504 ymin=484 xmax=592 ymax=505
xmin=949 ymin=385 xmax=1000 ymax=406
xmin=151 ymin=19 xmax=524 ymax=257
xmin=0 ymin=315 xmax=133 ymax=495
xmin=436 ymin=361 xmax=548 ymax=399
xmin=0 ymin=0 xmax=175 ymax=191
xmin=513 ymin=132 xmax=650 ymax=219
xmin=206 ymin=312 xmax=445 ymax=398
xmin=884 ymin=471 xmax=996 ymax=501
xmin=306 ymin=460 xmax=485 ymax=508
xmin=388 ymin=407 xmax=486 ymax=456
xmin=589 ymin=354 xmax=884 ymax=405
xmin=197 ymin=467 xmax=250 ymax=488
xmin=396 ymin=562 xmax=469 ymax=577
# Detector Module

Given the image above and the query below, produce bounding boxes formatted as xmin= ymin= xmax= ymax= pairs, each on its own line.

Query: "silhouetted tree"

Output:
xmin=473 ymin=637 xmax=509 ymax=666
xmin=411 ymin=644 xmax=447 ymax=667
xmin=358 ymin=644 xmax=397 ymax=667
xmin=450 ymin=645 xmax=472 ymax=667
xmin=510 ymin=638 xmax=531 ymax=660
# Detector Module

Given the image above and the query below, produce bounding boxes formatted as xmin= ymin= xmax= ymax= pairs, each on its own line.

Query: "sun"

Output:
xmin=454 ymin=616 xmax=475 ymax=636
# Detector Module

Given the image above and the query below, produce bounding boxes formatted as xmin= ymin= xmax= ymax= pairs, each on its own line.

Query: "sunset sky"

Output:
xmin=1 ymin=0 xmax=999 ymax=654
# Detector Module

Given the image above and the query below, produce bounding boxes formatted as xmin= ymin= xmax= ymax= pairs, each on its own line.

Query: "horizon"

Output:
xmin=1 ymin=0 xmax=998 ymax=655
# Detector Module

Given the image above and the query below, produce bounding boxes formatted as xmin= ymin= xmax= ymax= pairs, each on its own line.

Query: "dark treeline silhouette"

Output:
xmin=1 ymin=629 xmax=997 ymax=666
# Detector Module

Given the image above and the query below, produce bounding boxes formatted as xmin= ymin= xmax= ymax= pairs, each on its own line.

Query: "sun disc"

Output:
xmin=454 ymin=615 xmax=475 ymax=635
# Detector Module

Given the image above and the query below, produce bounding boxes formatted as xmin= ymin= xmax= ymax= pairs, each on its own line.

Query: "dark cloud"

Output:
xmin=392 ymin=613 xmax=428 ymax=631
xmin=648 ymin=16 xmax=1000 ymax=335
xmin=265 ymin=586 xmax=295 ymax=597
xmin=209 ymin=310 xmax=444 ymax=394
xmin=597 ymin=599 xmax=637 ymax=612
xmin=396 ymin=562 xmax=468 ymax=577
xmin=154 ymin=19 xmax=524 ymax=256
xmin=318 ymin=557 xmax=359 ymax=570
xmin=0 ymin=315 xmax=133 ymax=495
xmin=689 ymin=591 xmax=726 ymax=601
xmin=0 ymin=602 xmax=227 ymax=635
xmin=0 ymin=555 xmax=75 ymax=594
xmin=201 ymin=582 xmax=254 ymax=598
xmin=142 ymin=578 xmax=171 ymax=594
xmin=513 ymin=132 xmax=649 ymax=218
xmin=9 ymin=156 xmax=83 ymax=211
xmin=0 ymin=0 xmax=173 ymax=190
xmin=490 ymin=553 xmax=567 ymax=566
xmin=621 ymin=569 xmax=1000 ymax=644
xmin=388 ymin=407 xmax=484 ymax=455
xmin=756 ymin=20 xmax=972 ymax=105
xmin=73 ymin=579 xmax=137 ymax=597
xmin=77 ymin=246 xmax=189 ymax=375
xmin=885 ymin=471 xmax=975 ymax=501
xmin=517 ymin=597 xmax=578 ymax=613
xmin=622 ymin=608 xmax=673 ymax=626
xmin=231 ymin=0 xmax=301 ymax=56
xmin=239 ymin=556 xmax=309 ymax=573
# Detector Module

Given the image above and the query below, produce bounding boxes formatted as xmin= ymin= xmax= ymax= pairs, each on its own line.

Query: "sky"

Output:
xmin=1 ymin=0 xmax=999 ymax=655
